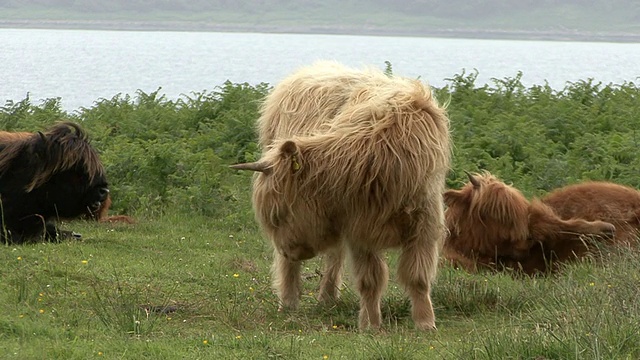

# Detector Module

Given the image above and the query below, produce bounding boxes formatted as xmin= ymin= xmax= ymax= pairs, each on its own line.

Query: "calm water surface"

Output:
xmin=2 ymin=28 xmax=639 ymax=111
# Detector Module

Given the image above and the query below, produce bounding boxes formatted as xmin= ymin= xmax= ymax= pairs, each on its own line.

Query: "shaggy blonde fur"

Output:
xmin=443 ymin=172 xmax=618 ymax=274
xmin=233 ymin=61 xmax=451 ymax=330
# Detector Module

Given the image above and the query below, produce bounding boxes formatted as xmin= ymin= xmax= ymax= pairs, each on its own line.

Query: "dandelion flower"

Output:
xmin=589 ymin=282 xmax=595 ymax=286
xmin=98 ymin=352 xmax=103 ymax=356
xmin=233 ymin=274 xmax=239 ymax=278
xmin=17 ymin=256 xmax=22 ymax=261
xmin=235 ymin=335 xmax=242 ymax=339
xmin=332 ymin=325 xmax=337 ymax=329
xmin=39 ymin=309 xmax=45 ymax=314
xmin=203 ymin=340 xmax=208 ymax=345
xmin=323 ymin=355 xmax=329 ymax=359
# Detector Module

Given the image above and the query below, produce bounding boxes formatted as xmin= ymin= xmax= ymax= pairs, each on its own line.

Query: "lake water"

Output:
xmin=2 ymin=28 xmax=640 ymax=111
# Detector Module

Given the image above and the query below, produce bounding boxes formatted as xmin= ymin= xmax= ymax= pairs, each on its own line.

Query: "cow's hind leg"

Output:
xmin=272 ymin=249 xmax=302 ymax=310
xmin=318 ymin=244 xmax=345 ymax=304
xmin=398 ymin=242 xmax=438 ymax=330
xmin=350 ymin=246 xmax=388 ymax=330
xmin=397 ymin=211 xmax=442 ymax=331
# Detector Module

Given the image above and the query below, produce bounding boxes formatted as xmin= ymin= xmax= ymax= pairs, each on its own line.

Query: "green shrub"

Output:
xmin=2 ymin=71 xmax=639 ymax=218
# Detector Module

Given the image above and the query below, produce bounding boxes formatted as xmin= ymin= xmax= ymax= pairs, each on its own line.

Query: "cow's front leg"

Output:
xmin=272 ymin=248 xmax=302 ymax=310
xmin=350 ymin=246 xmax=388 ymax=330
xmin=318 ymin=244 xmax=345 ymax=304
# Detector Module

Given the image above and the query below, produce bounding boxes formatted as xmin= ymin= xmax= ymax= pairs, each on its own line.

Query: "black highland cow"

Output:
xmin=0 ymin=121 xmax=109 ymax=243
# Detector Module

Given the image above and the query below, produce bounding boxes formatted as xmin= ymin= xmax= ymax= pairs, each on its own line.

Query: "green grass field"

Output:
xmin=2 ymin=70 xmax=640 ymax=359
xmin=1 ymin=211 xmax=639 ymax=359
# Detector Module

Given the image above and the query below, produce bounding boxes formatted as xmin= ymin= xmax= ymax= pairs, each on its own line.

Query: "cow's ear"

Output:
xmin=443 ymin=189 xmax=462 ymax=206
xmin=280 ymin=140 xmax=302 ymax=172
xmin=280 ymin=140 xmax=299 ymax=156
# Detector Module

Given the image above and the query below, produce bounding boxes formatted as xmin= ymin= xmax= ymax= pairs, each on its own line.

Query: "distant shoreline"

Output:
xmin=2 ymin=19 xmax=640 ymax=43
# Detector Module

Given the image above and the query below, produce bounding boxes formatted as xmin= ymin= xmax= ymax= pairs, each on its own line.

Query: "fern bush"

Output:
xmin=1 ymin=70 xmax=638 ymax=218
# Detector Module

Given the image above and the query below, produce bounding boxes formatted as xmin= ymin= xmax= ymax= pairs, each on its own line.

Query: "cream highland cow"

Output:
xmin=232 ymin=61 xmax=451 ymax=330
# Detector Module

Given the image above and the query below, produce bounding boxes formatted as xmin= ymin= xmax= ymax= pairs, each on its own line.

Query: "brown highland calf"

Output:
xmin=231 ymin=61 xmax=451 ymax=330
xmin=542 ymin=181 xmax=640 ymax=244
xmin=443 ymin=171 xmax=625 ymax=274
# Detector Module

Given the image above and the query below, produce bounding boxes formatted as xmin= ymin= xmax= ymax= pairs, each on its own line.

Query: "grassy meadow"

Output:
xmin=1 ymin=68 xmax=640 ymax=359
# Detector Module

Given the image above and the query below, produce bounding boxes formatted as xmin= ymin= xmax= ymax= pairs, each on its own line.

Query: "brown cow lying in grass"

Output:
xmin=542 ymin=181 xmax=640 ymax=244
xmin=442 ymin=171 xmax=637 ymax=274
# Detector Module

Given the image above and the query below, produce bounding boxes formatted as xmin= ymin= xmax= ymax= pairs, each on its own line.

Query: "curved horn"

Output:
xmin=229 ymin=162 xmax=271 ymax=174
xmin=464 ymin=170 xmax=481 ymax=188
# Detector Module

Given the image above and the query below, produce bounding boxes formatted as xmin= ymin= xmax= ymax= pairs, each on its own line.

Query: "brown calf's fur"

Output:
xmin=443 ymin=172 xmax=617 ymax=274
xmin=231 ymin=61 xmax=451 ymax=330
xmin=542 ymin=181 xmax=640 ymax=244
xmin=86 ymin=194 xmax=136 ymax=224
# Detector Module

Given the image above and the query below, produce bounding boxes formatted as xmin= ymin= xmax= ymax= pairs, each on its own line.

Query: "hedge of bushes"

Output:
xmin=2 ymin=70 xmax=638 ymax=218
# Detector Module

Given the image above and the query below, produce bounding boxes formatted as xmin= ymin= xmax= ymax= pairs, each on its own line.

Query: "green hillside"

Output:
xmin=1 ymin=0 xmax=639 ymax=41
